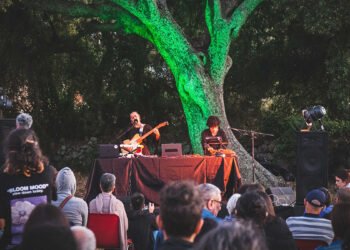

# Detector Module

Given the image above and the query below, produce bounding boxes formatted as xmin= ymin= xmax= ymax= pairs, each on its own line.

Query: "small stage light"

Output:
xmin=302 ymin=105 xmax=326 ymax=131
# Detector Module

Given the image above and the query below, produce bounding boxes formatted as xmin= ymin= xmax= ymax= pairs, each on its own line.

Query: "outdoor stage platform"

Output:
xmin=85 ymin=155 xmax=241 ymax=204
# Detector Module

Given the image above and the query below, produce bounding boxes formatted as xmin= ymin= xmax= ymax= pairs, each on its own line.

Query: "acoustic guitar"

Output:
xmin=121 ymin=121 xmax=169 ymax=154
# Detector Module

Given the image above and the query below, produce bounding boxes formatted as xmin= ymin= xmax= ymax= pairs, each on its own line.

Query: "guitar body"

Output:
xmin=121 ymin=134 xmax=143 ymax=154
xmin=120 ymin=121 xmax=169 ymax=155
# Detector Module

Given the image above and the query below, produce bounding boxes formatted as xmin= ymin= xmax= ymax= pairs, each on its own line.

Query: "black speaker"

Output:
xmin=0 ymin=119 xmax=16 ymax=165
xmin=296 ymin=131 xmax=328 ymax=205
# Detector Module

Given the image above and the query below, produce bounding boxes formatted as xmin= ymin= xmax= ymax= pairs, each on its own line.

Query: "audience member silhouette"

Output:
xmin=195 ymin=221 xmax=267 ymax=250
xmin=237 ymin=183 xmax=265 ymax=194
xmin=316 ymin=203 xmax=350 ymax=250
xmin=319 ymin=187 xmax=333 ymax=219
xmin=20 ymin=203 xmax=76 ymax=250
xmin=23 ymin=203 xmax=69 ymax=230
xmin=89 ymin=173 xmax=128 ymax=250
xmin=15 ymin=113 xmax=33 ymax=130
xmin=235 ymin=191 xmax=268 ymax=226
xmin=197 ymin=183 xmax=222 ymax=223
xmin=0 ymin=129 xmax=56 ymax=249
xmin=223 ymin=193 xmax=241 ymax=222
xmin=194 ymin=183 xmax=222 ymax=243
xmin=20 ymin=224 xmax=77 ymax=250
xmin=157 ymin=181 xmax=203 ymax=250
xmin=335 ymin=188 xmax=350 ymax=204
xmin=258 ymin=191 xmax=296 ymax=250
xmin=71 ymin=225 xmax=96 ymax=250
xmin=286 ymin=189 xmax=334 ymax=245
xmin=334 ymin=169 xmax=350 ymax=189
xmin=128 ymin=192 xmax=157 ymax=250
xmin=52 ymin=167 xmax=88 ymax=226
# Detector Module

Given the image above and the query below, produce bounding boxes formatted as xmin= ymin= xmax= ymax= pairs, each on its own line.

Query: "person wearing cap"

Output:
xmin=16 ymin=113 xmax=33 ymax=129
xmin=89 ymin=173 xmax=128 ymax=250
xmin=286 ymin=189 xmax=334 ymax=245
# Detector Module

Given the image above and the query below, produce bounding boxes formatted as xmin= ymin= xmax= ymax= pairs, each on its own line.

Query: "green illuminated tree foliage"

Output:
xmin=28 ymin=0 xmax=280 ymax=185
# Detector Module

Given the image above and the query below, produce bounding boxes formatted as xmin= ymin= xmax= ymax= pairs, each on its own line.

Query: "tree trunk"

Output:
xmin=177 ymin=72 xmax=281 ymax=187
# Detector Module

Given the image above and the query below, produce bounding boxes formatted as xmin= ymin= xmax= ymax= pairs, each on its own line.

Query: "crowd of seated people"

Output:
xmin=1 ymin=114 xmax=350 ymax=250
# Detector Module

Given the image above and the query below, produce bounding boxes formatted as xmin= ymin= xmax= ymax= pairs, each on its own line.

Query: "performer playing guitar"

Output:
xmin=122 ymin=111 xmax=164 ymax=155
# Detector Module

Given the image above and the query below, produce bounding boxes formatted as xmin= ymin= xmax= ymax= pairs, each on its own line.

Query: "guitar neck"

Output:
xmin=139 ymin=126 xmax=161 ymax=141
xmin=138 ymin=122 xmax=168 ymax=142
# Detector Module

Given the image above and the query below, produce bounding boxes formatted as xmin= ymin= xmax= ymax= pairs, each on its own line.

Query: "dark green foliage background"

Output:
xmin=0 ymin=0 xmax=349 ymax=174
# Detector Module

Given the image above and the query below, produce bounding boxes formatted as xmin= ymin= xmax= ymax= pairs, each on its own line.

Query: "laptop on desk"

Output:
xmin=161 ymin=143 xmax=182 ymax=157
xmin=97 ymin=144 xmax=120 ymax=158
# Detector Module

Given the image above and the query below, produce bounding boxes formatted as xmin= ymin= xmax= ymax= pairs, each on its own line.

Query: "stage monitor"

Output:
xmin=97 ymin=144 xmax=120 ymax=158
xmin=161 ymin=143 xmax=182 ymax=157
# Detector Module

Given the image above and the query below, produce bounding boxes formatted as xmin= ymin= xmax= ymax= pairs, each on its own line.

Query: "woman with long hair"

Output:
xmin=0 ymin=129 xmax=56 ymax=249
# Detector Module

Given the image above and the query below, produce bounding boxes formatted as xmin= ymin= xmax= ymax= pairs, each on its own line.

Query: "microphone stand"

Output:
xmin=116 ymin=125 xmax=134 ymax=143
xmin=229 ymin=127 xmax=274 ymax=183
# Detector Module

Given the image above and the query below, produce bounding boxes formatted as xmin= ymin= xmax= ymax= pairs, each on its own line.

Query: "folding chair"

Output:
xmin=295 ymin=239 xmax=328 ymax=250
xmin=87 ymin=213 xmax=121 ymax=249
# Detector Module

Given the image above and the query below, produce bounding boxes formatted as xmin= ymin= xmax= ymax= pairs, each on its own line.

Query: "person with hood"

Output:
xmin=52 ymin=167 xmax=88 ymax=226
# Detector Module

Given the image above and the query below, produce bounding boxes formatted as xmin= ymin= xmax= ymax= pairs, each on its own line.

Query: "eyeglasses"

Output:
xmin=211 ymin=199 xmax=223 ymax=206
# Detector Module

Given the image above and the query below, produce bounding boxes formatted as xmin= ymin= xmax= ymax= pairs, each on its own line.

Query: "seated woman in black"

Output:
xmin=201 ymin=116 xmax=228 ymax=155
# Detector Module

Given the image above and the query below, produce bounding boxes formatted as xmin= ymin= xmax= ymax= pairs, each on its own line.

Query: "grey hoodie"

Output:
xmin=52 ymin=167 xmax=88 ymax=226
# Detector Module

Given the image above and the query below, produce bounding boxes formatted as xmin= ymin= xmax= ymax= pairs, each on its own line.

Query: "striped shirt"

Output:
xmin=286 ymin=215 xmax=334 ymax=244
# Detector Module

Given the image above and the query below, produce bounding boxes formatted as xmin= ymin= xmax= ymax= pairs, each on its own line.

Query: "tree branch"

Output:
xmin=29 ymin=0 xmax=117 ymax=20
xmin=109 ymin=0 xmax=202 ymax=83
xmin=29 ymin=0 xmax=205 ymax=108
xmin=205 ymin=0 xmax=262 ymax=83
xmin=205 ymin=0 xmax=223 ymax=37
xmin=27 ymin=0 xmax=154 ymax=42
xmin=205 ymin=0 xmax=232 ymax=82
xmin=229 ymin=0 xmax=263 ymax=39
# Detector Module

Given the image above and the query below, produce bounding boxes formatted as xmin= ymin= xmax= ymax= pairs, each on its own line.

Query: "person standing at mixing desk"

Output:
xmin=201 ymin=116 xmax=228 ymax=156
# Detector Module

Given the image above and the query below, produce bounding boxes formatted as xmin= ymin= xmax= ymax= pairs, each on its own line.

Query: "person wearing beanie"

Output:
xmin=52 ymin=167 xmax=88 ymax=226
xmin=286 ymin=189 xmax=334 ymax=245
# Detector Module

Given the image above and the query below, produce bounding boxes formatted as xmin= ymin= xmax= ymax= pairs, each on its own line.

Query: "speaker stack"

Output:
xmin=296 ymin=131 xmax=328 ymax=207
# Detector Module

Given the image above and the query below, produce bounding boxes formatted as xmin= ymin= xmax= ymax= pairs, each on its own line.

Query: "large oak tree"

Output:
xmin=26 ymin=0 xmax=280 ymax=185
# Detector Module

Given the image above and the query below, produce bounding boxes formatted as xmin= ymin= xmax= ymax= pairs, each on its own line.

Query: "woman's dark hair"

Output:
xmin=206 ymin=116 xmax=221 ymax=127
xmin=335 ymin=169 xmax=350 ymax=182
xmin=131 ymin=192 xmax=145 ymax=211
xmin=21 ymin=204 xmax=73 ymax=249
xmin=24 ymin=204 xmax=69 ymax=232
xmin=331 ymin=203 xmax=350 ymax=250
xmin=4 ymin=128 xmax=47 ymax=176
xmin=257 ymin=191 xmax=275 ymax=218
xmin=237 ymin=183 xmax=265 ymax=195
xmin=318 ymin=187 xmax=332 ymax=206
xmin=235 ymin=191 xmax=268 ymax=226
xmin=195 ymin=221 xmax=267 ymax=250
xmin=20 ymin=224 xmax=77 ymax=250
